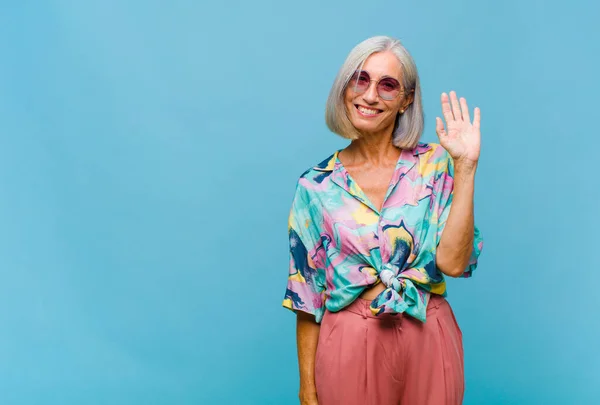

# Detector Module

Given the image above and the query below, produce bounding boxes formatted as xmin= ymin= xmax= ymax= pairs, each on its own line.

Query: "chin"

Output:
xmin=351 ymin=117 xmax=393 ymax=135
xmin=353 ymin=123 xmax=379 ymax=134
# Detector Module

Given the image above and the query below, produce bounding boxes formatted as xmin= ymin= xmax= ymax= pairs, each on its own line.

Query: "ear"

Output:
xmin=401 ymin=91 xmax=415 ymax=112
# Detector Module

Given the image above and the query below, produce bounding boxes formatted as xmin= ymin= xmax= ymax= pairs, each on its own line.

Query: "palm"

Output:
xmin=435 ymin=91 xmax=481 ymax=163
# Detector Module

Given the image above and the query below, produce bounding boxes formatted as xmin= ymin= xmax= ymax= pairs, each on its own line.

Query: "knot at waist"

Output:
xmin=379 ymin=263 xmax=402 ymax=290
xmin=369 ymin=262 xmax=428 ymax=322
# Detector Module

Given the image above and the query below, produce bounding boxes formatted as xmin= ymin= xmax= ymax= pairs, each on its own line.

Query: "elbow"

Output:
xmin=436 ymin=255 xmax=469 ymax=278
xmin=437 ymin=259 xmax=465 ymax=278
xmin=443 ymin=266 xmax=465 ymax=278
xmin=437 ymin=244 xmax=472 ymax=278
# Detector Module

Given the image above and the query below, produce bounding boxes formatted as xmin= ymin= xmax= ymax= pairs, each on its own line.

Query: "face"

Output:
xmin=344 ymin=51 xmax=414 ymax=137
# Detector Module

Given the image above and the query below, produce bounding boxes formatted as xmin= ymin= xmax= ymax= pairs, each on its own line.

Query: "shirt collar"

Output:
xmin=312 ymin=143 xmax=432 ymax=214
xmin=312 ymin=142 xmax=432 ymax=172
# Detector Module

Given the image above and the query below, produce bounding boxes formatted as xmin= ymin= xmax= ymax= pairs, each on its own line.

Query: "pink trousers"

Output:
xmin=314 ymin=295 xmax=464 ymax=405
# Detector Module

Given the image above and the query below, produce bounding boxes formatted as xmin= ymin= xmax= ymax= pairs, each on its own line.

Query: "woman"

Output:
xmin=282 ymin=35 xmax=483 ymax=405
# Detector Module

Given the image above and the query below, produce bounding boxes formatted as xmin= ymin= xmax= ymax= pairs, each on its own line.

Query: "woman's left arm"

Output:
xmin=434 ymin=91 xmax=481 ymax=277
xmin=436 ymin=161 xmax=477 ymax=277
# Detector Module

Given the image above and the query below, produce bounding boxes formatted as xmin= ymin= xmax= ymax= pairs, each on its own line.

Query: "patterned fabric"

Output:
xmin=282 ymin=142 xmax=483 ymax=323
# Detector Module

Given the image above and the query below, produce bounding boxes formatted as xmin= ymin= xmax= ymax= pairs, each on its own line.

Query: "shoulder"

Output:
xmin=415 ymin=142 xmax=449 ymax=161
xmin=295 ymin=150 xmax=337 ymax=186
xmin=289 ymin=152 xmax=335 ymax=226
xmin=416 ymin=142 xmax=452 ymax=167
xmin=288 ymin=150 xmax=338 ymax=206
xmin=413 ymin=142 xmax=452 ymax=179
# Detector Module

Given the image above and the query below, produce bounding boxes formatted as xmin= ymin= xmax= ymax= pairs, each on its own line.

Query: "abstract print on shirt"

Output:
xmin=282 ymin=142 xmax=483 ymax=323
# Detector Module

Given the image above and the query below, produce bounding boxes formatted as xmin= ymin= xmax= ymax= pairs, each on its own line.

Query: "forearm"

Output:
xmin=296 ymin=312 xmax=321 ymax=401
xmin=436 ymin=161 xmax=477 ymax=277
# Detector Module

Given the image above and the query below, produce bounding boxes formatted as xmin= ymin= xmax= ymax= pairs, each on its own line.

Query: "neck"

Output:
xmin=343 ymin=129 xmax=401 ymax=165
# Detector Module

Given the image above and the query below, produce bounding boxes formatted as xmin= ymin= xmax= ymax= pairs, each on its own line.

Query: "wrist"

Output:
xmin=299 ymin=383 xmax=317 ymax=394
xmin=299 ymin=388 xmax=318 ymax=401
xmin=454 ymin=159 xmax=478 ymax=176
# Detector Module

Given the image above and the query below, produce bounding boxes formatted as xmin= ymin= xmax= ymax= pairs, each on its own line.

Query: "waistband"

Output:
xmin=343 ymin=294 xmax=447 ymax=320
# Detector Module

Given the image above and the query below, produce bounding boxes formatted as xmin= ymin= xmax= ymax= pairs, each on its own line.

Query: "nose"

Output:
xmin=362 ymin=81 xmax=379 ymax=104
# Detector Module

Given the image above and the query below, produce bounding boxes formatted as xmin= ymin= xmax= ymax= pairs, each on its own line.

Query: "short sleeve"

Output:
xmin=282 ymin=183 xmax=326 ymax=322
xmin=434 ymin=149 xmax=484 ymax=278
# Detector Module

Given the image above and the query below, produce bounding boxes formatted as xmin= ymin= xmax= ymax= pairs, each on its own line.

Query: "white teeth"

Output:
xmin=358 ymin=106 xmax=379 ymax=115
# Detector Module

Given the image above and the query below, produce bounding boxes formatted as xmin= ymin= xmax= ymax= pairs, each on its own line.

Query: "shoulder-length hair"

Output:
xmin=325 ymin=36 xmax=424 ymax=149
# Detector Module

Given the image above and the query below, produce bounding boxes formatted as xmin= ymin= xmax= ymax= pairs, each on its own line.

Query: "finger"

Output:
xmin=435 ymin=117 xmax=446 ymax=138
xmin=449 ymin=91 xmax=462 ymax=121
xmin=440 ymin=93 xmax=454 ymax=123
xmin=473 ymin=107 xmax=481 ymax=130
xmin=460 ymin=97 xmax=470 ymax=122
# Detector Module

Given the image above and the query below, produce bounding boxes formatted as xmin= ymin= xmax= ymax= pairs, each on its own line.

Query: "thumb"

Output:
xmin=435 ymin=117 xmax=446 ymax=139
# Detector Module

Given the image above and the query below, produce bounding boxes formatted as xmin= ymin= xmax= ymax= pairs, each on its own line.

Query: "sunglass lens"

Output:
xmin=350 ymin=71 xmax=370 ymax=92
xmin=377 ymin=78 xmax=401 ymax=100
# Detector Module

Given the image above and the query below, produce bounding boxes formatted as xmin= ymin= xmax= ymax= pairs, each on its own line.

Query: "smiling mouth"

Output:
xmin=355 ymin=105 xmax=383 ymax=117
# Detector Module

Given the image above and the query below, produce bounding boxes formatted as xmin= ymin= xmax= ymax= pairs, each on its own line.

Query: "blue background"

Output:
xmin=1 ymin=1 xmax=599 ymax=404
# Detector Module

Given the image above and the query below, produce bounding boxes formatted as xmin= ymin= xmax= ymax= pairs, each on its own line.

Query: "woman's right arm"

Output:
xmin=285 ymin=182 xmax=325 ymax=404
xmin=296 ymin=312 xmax=320 ymax=405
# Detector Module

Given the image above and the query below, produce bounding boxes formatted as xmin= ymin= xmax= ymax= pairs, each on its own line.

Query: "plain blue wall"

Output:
xmin=1 ymin=1 xmax=599 ymax=404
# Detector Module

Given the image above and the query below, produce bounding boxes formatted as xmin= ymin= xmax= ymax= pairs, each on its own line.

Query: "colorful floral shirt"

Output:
xmin=282 ymin=142 xmax=483 ymax=323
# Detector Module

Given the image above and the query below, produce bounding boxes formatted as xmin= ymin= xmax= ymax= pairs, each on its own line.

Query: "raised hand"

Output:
xmin=435 ymin=91 xmax=481 ymax=165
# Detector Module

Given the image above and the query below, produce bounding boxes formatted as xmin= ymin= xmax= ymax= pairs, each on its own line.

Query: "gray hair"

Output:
xmin=325 ymin=36 xmax=424 ymax=149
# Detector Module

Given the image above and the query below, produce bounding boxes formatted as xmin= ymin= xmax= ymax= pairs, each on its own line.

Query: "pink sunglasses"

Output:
xmin=348 ymin=70 xmax=403 ymax=101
